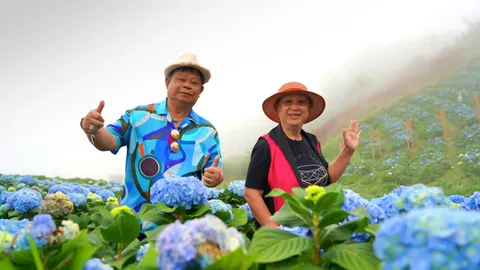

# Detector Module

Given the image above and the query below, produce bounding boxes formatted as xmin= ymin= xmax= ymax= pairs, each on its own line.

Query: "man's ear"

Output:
xmin=165 ymin=77 xmax=171 ymax=88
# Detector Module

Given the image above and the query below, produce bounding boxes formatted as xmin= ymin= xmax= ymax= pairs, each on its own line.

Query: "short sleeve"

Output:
xmin=245 ymin=138 xmax=271 ymax=191
xmin=106 ymin=110 xmax=132 ymax=155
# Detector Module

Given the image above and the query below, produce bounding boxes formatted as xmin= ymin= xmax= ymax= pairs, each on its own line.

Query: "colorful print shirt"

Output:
xmin=106 ymin=98 xmax=222 ymax=211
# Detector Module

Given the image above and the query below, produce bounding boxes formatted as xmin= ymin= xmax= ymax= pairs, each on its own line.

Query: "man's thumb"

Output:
xmin=96 ymin=100 xmax=105 ymax=113
xmin=212 ymin=155 xmax=220 ymax=167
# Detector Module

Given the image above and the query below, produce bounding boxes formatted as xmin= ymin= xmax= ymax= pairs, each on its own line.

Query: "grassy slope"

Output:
xmin=320 ymin=59 xmax=480 ymax=199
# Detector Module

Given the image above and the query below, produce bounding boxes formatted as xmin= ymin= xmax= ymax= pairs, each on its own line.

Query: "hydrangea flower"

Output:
xmin=239 ymin=203 xmax=254 ymax=220
xmin=48 ymin=183 xmax=90 ymax=197
xmin=0 ymin=219 xmax=31 ymax=234
xmin=83 ymin=258 xmax=113 ymax=270
xmin=136 ymin=243 xmax=150 ymax=262
xmin=394 ymin=184 xmax=452 ymax=212
xmin=208 ymin=199 xmax=234 ymax=223
xmin=40 ymin=192 xmax=74 ymax=218
xmin=110 ymin=206 xmax=134 ymax=217
xmin=206 ymin=188 xmax=221 ymax=199
xmin=17 ymin=175 xmax=36 ymax=185
xmin=373 ymin=207 xmax=480 ymax=269
xmin=58 ymin=220 xmax=80 ymax=241
xmin=5 ymin=188 xmax=43 ymax=213
xmin=305 ymin=185 xmax=326 ymax=202
xmin=150 ymin=176 xmax=208 ymax=210
xmin=227 ymin=180 xmax=245 ymax=198
xmin=463 ymin=192 xmax=480 ymax=211
xmin=370 ymin=193 xmax=401 ymax=219
xmin=95 ymin=189 xmax=116 ymax=202
xmin=66 ymin=192 xmax=87 ymax=207
xmin=155 ymin=214 xmax=245 ymax=269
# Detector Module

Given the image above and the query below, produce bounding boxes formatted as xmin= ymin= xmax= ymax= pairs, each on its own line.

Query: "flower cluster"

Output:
xmin=239 ymin=203 xmax=254 ymax=220
xmin=208 ymin=199 xmax=234 ymax=223
xmin=155 ymin=214 xmax=245 ymax=269
xmin=5 ymin=188 xmax=43 ymax=213
xmin=393 ymin=184 xmax=453 ymax=212
xmin=40 ymin=192 xmax=74 ymax=218
xmin=150 ymin=176 xmax=208 ymax=210
xmin=373 ymin=207 xmax=480 ymax=269
xmin=226 ymin=180 xmax=245 ymax=198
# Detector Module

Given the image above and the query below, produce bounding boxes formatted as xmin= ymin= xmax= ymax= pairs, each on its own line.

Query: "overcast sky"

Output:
xmin=1 ymin=0 xmax=480 ymax=180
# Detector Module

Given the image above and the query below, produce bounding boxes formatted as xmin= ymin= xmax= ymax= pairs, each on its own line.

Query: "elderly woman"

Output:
xmin=244 ymin=82 xmax=361 ymax=228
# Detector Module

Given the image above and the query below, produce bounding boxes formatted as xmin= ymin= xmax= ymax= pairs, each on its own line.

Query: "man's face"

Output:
xmin=165 ymin=69 xmax=204 ymax=105
xmin=276 ymin=93 xmax=311 ymax=127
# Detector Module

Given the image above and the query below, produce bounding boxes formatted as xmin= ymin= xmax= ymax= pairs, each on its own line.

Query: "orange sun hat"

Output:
xmin=262 ymin=82 xmax=326 ymax=124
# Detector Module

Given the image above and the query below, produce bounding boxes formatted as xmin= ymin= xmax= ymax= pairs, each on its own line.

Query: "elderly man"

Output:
xmin=80 ymin=53 xmax=224 ymax=212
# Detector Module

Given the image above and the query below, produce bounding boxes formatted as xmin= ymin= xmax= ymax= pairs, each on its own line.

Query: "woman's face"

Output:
xmin=276 ymin=93 xmax=311 ymax=128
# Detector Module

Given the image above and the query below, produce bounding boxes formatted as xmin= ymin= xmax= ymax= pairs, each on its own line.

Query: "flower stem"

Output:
xmin=117 ymin=243 xmax=122 ymax=260
xmin=312 ymin=216 xmax=321 ymax=265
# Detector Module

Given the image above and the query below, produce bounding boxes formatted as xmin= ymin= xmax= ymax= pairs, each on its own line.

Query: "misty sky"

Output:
xmin=1 ymin=0 xmax=480 ymax=180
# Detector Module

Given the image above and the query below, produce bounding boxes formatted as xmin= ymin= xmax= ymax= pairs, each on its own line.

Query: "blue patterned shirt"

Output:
xmin=106 ymin=99 xmax=222 ymax=211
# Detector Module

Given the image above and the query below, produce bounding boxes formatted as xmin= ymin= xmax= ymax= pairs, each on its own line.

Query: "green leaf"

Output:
xmin=266 ymin=189 xmax=313 ymax=227
xmin=155 ymin=202 xmax=176 ymax=213
xmin=317 ymin=209 xmax=351 ymax=229
xmin=100 ymin=211 xmax=140 ymax=246
xmin=292 ymin=188 xmax=313 ymax=209
xmin=213 ymin=210 xmax=233 ymax=223
xmin=349 ymin=206 xmax=370 ymax=220
xmin=138 ymin=243 xmax=158 ymax=267
xmin=145 ymin=225 xmax=168 ymax=242
xmin=361 ymin=224 xmax=380 ymax=237
xmin=138 ymin=204 xmax=176 ymax=226
xmin=270 ymin=200 xmax=311 ymax=227
xmin=324 ymin=183 xmax=342 ymax=193
xmin=188 ymin=204 xmax=211 ymax=218
xmin=266 ymin=257 xmax=329 ymax=270
xmin=319 ymin=217 xmax=369 ymax=250
xmin=27 ymin=234 xmax=44 ymax=270
xmin=322 ymin=242 xmax=381 ymax=270
xmin=248 ymin=227 xmax=313 ymax=264
xmin=206 ymin=247 xmax=253 ymax=270
xmin=314 ymin=192 xmax=343 ymax=214
xmin=228 ymin=208 xmax=248 ymax=227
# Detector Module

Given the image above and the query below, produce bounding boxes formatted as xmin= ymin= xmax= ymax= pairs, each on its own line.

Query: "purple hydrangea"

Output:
xmin=155 ymin=214 xmax=245 ymax=269
xmin=6 ymin=188 xmax=43 ymax=213
xmin=373 ymin=207 xmax=480 ymax=269
xmin=150 ymin=176 xmax=208 ymax=210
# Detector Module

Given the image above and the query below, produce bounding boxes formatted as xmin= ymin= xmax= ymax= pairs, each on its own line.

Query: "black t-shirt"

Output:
xmin=245 ymin=133 xmax=331 ymax=221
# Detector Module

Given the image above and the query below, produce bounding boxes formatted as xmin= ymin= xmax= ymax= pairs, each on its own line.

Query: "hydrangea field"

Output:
xmin=321 ymin=59 xmax=480 ymax=199
xmin=1 ymin=173 xmax=480 ymax=269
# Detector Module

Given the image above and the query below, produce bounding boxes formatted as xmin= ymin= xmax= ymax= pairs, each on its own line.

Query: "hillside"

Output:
xmin=321 ymin=59 xmax=480 ymax=199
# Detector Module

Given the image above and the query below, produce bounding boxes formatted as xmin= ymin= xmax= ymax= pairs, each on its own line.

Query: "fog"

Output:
xmin=1 ymin=0 xmax=480 ymax=180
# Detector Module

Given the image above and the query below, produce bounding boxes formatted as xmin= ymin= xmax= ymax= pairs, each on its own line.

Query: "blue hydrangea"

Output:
xmin=373 ymin=207 xmax=480 ymax=270
xmin=206 ymin=188 xmax=221 ymax=199
xmin=0 ymin=191 xmax=13 ymax=205
xmin=208 ymin=199 xmax=233 ymax=223
xmin=5 ymin=188 xmax=42 ymax=213
xmin=0 ymin=186 xmax=6 ymax=194
xmin=83 ymin=258 xmax=113 ymax=270
xmin=48 ymin=183 xmax=90 ymax=197
xmin=371 ymin=193 xmax=401 ymax=219
xmin=156 ymin=214 xmax=245 ymax=269
xmin=227 ymin=180 xmax=245 ymax=197
xmin=95 ymin=189 xmax=116 ymax=201
xmin=0 ymin=219 xmax=31 ymax=235
xmin=394 ymin=184 xmax=452 ymax=212
xmin=27 ymin=214 xmax=56 ymax=247
xmin=17 ymin=175 xmax=36 ymax=185
xmin=239 ymin=203 xmax=254 ymax=220
xmin=150 ymin=176 xmax=208 ymax=210
xmin=66 ymin=192 xmax=87 ymax=207
xmin=136 ymin=243 xmax=150 ymax=262
xmin=448 ymin=194 xmax=467 ymax=205
xmin=464 ymin=192 xmax=480 ymax=211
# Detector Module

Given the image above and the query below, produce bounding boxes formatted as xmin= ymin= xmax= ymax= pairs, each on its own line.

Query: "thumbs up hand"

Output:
xmin=81 ymin=100 xmax=106 ymax=134
xmin=202 ymin=155 xmax=224 ymax=188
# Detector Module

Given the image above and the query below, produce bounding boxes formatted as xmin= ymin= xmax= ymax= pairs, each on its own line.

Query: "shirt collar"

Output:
xmin=157 ymin=98 xmax=199 ymax=125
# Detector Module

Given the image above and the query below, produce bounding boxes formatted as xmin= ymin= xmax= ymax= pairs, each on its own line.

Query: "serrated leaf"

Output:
xmin=266 ymin=189 xmax=313 ymax=227
xmin=270 ymin=200 xmax=310 ymax=227
xmin=322 ymin=242 xmax=380 ymax=270
xmin=228 ymin=208 xmax=248 ymax=227
xmin=248 ymin=227 xmax=313 ymax=263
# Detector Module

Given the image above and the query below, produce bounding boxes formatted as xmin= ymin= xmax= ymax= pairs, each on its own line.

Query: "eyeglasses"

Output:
xmin=170 ymin=129 xmax=180 ymax=152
